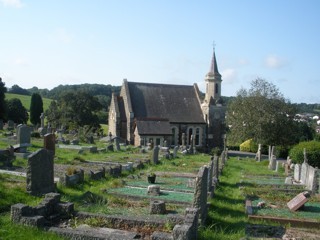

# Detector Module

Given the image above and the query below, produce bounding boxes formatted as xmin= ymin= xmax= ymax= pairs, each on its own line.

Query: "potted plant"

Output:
xmin=147 ymin=172 xmax=156 ymax=184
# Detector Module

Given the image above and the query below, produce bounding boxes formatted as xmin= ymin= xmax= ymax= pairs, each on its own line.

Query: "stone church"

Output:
xmin=108 ymin=49 xmax=226 ymax=150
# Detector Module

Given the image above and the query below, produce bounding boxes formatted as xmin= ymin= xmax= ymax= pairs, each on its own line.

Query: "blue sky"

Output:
xmin=0 ymin=0 xmax=319 ymax=103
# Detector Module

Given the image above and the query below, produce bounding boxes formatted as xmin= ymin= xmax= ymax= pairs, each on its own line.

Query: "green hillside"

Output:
xmin=5 ymin=93 xmax=53 ymax=111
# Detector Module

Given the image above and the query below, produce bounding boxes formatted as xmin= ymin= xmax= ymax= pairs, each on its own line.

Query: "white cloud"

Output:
xmin=221 ymin=68 xmax=237 ymax=84
xmin=265 ymin=55 xmax=286 ymax=69
xmin=238 ymin=58 xmax=249 ymax=66
xmin=0 ymin=0 xmax=24 ymax=8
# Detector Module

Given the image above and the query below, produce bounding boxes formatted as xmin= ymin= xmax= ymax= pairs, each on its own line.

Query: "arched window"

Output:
xmin=215 ymin=83 xmax=219 ymax=94
xmin=195 ymin=128 xmax=200 ymax=145
xmin=188 ymin=128 xmax=193 ymax=145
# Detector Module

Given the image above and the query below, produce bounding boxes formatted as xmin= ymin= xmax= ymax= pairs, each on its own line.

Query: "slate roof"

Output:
xmin=136 ymin=120 xmax=172 ymax=135
xmin=127 ymin=82 xmax=205 ymax=124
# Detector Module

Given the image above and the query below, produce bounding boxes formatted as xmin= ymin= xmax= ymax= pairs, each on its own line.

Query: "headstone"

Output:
xmin=114 ymin=137 xmax=120 ymax=151
xmin=182 ymin=133 xmax=186 ymax=147
xmin=294 ymin=164 xmax=301 ymax=182
xmin=0 ymin=119 xmax=3 ymax=130
xmin=188 ymin=135 xmax=195 ymax=154
xmin=300 ymin=162 xmax=309 ymax=184
xmin=287 ymin=191 xmax=309 ymax=211
xmin=147 ymin=185 xmax=160 ymax=196
xmin=152 ymin=145 xmax=160 ymax=164
xmin=44 ymin=133 xmax=55 ymax=155
xmin=7 ymin=120 xmax=14 ymax=130
xmin=212 ymin=155 xmax=219 ymax=180
xmin=150 ymin=200 xmax=166 ymax=214
xmin=306 ymin=165 xmax=318 ymax=193
xmin=192 ymin=166 xmax=208 ymax=225
xmin=269 ymin=155 xmax=276 ymax=170
xmin=17 ymin=124 xmax=31 ymax=144
xmin=26 ymin=149 xmax=55 ymax=195
xmin=173 ymin=145 xmax=179 ymax=158
xmin=285 ymin=176 xmax=292 ymax=184
xmin=255 ymin=144 xmax=262 ymax=162
xmin=40 ymin=113 xmax=45 ymax=128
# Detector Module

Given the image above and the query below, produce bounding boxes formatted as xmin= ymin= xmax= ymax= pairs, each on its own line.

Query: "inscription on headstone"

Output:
xmin=287 ymin=192 xmax=309 ymax=211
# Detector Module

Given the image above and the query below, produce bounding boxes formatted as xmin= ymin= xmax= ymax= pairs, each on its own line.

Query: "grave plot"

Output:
xmin=242 ymin=172 xmax=320 ymax=228
xmin=108 ymin=173 xmax=195 ymax=207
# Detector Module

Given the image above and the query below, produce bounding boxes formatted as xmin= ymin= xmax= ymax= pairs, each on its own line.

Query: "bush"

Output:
xmin=240 ymin=139 xmax=258 ymax=153
xmin=289 ymin=141 xmax=320 ymax=168
xmin=31 ymin=132 xmax=41 ymax=138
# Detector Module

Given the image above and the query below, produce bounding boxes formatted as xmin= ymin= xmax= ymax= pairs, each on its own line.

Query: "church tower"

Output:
xmin=201 ymin=46 xmax=226 ymax=149
xmin=204 ymin=47 xmax=222 ymax=104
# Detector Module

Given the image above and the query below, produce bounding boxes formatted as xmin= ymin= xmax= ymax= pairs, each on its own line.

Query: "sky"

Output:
xmin=0 ymin=0 xmax=319 ymax=104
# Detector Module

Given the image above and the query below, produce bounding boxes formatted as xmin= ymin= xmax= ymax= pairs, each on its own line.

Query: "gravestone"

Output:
xmin=300 ymin=162 xmax=308 ymax=184
xmin=152 ymin=145 xmax=160 ymax=164
xmin=188 ymin=135 xmax=195 ymax=154
xmin=26 ymin=149 xmax=55 ymax=195
xmin=114 ymin=137 xmax=120 ymax=151
xmin=287 ymin=191 xmax=309 ymax=211
xmin=0 ymin=119 xmax=3 ymax=130
xmin=192 ymin=166 xmax=208 ymax=225
xmin=269 ymin=155 xmax=276 ymax=170
xmin=294 ymin=164 xmax=301 ymax=182
xmin=173 ymin=145 xmax=179 ymax=158
xmin=306 ymin=165 xmax=318 ymax=193
xmin=7 ymin=120 xmax=14 ymax=130
xmin=150 ymin=200 xmax=166 ymax=214
xmin=182 ymin=133 xmax=186 ymax=147
xmin=44 ymin=133 xmax=55 ymax=155
xmin=303 ymin=148 xmax=308 ymax=163
xmin=212 ymin=155 xmax=219 ymax=180
xmin=255 ymin=144 xmax=261 ymax=162
xmin=40 ymin=113 xmax=45 ymax=128
xmin=17 ymin=124 xmax=31 ymax=144
xmin=147 ymin=185 xmax=160 ymax=196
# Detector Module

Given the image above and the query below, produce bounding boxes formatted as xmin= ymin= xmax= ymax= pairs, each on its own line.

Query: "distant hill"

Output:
xmin=5 ymin=93 xmax=53 ymax=112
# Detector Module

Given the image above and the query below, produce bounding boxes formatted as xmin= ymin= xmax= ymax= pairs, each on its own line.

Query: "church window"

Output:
xmin=171 ymin=127 xmax=177 ymax=145
xmin=188 ymin=128 xmax=193 ymax=145
xmin=195 ymin=128 xmax=200 ymax=145
xmin=215 ymin=83 xmax=219 ymax=94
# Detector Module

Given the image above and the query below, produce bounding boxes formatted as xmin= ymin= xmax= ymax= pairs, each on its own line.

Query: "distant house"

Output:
xmin=108 ymin=49 xmax=226 ymax=149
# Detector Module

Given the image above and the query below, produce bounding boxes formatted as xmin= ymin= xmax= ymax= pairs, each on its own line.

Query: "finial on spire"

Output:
xmin=212 ymin=41 xmax=216 ymax=51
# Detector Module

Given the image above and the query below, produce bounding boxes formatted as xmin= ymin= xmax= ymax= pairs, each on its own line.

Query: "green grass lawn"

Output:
xmin=1 ymin=144 xmax=317 ymax=239
xmin=5 ymin=93 xmax=53 ymax=111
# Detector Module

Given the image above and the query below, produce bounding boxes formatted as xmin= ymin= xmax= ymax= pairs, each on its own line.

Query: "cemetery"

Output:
xmin=0 ymin=122 xmax=319 ymax=239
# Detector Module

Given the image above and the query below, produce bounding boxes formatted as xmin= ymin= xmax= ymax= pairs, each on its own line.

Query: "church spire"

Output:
xmin=208 ymin=44 xmax=221 ymax=77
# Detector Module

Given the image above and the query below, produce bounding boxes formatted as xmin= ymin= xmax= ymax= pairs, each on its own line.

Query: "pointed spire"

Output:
xmin=209 ymin=44 xmax=220 ymax=76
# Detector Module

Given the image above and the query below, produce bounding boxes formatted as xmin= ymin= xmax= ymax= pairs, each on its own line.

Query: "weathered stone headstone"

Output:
xmin=26 ymin=149 xmax=55 ymax=195
xmin=150 ymin=200 xmax=166 ymax=214
xmin=173 ymin=145 xmax=179 ymax=158
xmin=147 ymin=185 xmax=160 ymax=196
xmin=40 ymin=113 xmax=45 ymax=128
xmin=114 ymin=137 xmax=120 ymax=151
xmin=44 ymin=133 xmax=55 ymax=155
xmin=300 ymin=162 xmax=308 ymax=184
xmin=192 ymin=166 xmax=208 ymax=225
xmin=7 ymin=120 xmax=14 ymax=130
xmin=17 ymin=124 xmax=31 ymax=144
xmin=303 ymin=148 xmax=308 ymax=163
xmin=294 ymin=164 xmax=301 ymax=182
xmin=306 ymin=165 xmax=318 ymax=193
xmin=188 ymin=135 xmax=195 ymax=154
xmin=255 ymin=144 xmax=262 ymax=162
xmin=212 ymin=155 xmax=219 ymax=180
xmin=152 ymin=145 xmax=160 ymax=164
xmin=287 ymin=191 xmax=309 ymax=211
xmin=182 ymin=133 xmax=186 ymax=147
xmin=269 ymin=155 xmax=276 ymax=170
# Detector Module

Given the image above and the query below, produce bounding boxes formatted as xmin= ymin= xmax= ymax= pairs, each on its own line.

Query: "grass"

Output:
xmin=5 ymin=93 xmax=53 ymax=111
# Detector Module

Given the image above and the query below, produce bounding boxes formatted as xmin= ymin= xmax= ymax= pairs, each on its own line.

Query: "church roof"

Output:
xmin=127 ymin=82 xmax=206 ymax=124
xmin=136 ymin=120 xmax=172 ymax=135
xmin=206 ymin=49 xmax=221 ymax=78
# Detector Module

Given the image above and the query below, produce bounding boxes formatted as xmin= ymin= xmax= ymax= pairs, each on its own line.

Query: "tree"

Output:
xmin=8 ymin=84 xmax=30 ymax=95
xmin=46 ymin=90 xmax=102 ymax=130
xmin=6 ymin=98 xmax=29 ymax=124
xmin=227 ymin=78 xmax=299 ymax=147
xmin=0 ymin=77 xmax=7 ymax=120
xmin=30 ymin=93 xmax=44 ymax=125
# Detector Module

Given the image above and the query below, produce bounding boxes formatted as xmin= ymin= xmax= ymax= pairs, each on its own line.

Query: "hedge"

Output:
xmin=240 ymin=139 xmax=258 ymax=153
xmin=289 ymin=141 xmax=320 ymax=168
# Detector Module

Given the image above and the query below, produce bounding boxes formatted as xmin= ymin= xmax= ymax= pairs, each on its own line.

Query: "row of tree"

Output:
xmin=0 ymin=78 xmax=44 ymax=125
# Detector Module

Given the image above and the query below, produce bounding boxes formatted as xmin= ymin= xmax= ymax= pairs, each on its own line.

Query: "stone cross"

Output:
xmin=40 ymin=113 xmax=45 ymax=128
xmin=182 ymin=133 xmax=186 ymax=147
xmin=303 ymin=148 xmax=308 ymax=163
